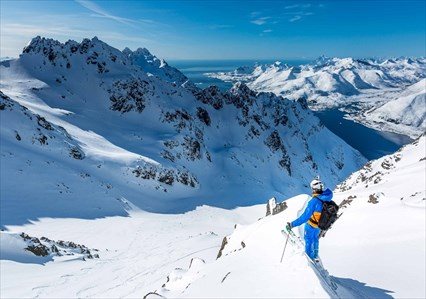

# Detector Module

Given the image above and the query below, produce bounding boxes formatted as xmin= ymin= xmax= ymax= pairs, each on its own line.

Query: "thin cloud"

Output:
xmin=75 ymin=0 xmax=140 ymax=27
xmin=1 ymin=23 xmax=151 ymax=44
xmin=283 ymin=11 xmax=314 ymax=16
xmin=263 ymin=29 xmax=272 ymax=33
xmin=284 ymin=4 xmax=299 ymax=9
xmin=289 ymin=15 xmax=302 ymax=22
xmin=283 ymin=3 xmax=316 ymax=22
xmin=285 ymin=4 xmax=312 ymax=9
xmin=251 ymin=16 xmax=271 ymax=25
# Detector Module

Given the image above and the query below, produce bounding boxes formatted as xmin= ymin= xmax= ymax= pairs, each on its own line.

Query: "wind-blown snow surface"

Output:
xmin=146 ymin=136 xmax=425 ymax=299
xmin=207 ymin=57 xmax=426 ymax=138
xmin=322 ymin=135 xmax=426 ymax=298
xmin=0 ymin=205 xmax=264 ymax=298
xmin=0 ymin=36 xmax=365 ymax=227
xmin=149 ymin=195 xmax=335 ymax=298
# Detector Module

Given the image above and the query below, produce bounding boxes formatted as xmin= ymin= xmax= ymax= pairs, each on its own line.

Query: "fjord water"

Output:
xmin=172 ymin=60 xmax=413 ymax=160
xmin=315 ymin=109 xmax=412 ymax=160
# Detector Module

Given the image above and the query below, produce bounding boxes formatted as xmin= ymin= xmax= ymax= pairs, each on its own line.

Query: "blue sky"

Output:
xmin=1 ymin=0 xmax=425 ymax=60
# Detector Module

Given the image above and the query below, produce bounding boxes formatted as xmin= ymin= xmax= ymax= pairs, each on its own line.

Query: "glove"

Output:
xmin=286 ymin=222 xmax=292 ymax=231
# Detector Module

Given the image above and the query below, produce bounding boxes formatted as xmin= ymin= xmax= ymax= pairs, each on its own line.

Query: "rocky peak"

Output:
xmin=229 ymin=82 xmax=256 ymax=97
xmin=22 ymin=36 xmax=128 ymax=69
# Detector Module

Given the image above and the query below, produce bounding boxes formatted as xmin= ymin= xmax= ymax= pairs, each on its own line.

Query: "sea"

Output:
xmin=169 ymin=59 xmax=413 ymax=160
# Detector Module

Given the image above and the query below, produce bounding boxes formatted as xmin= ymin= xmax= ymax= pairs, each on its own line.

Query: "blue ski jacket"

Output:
xmin=291 ymin=188 xmax=333 ymax=229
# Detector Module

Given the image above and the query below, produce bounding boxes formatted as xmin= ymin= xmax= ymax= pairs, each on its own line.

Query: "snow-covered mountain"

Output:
xmin=122 ymin=47 xmax=196 ymax=90
xmin=207 ymin=57 xmax=426 ymax=138
xmin=208 ymin=57 xmax=425 ymax=101
xmin=0 ymin=36 xmax=366 ymax=227
xmin=350 ymin=79 xmax=426 ymax=137
xmin=147 ymin=135 xmax=426 ymax=298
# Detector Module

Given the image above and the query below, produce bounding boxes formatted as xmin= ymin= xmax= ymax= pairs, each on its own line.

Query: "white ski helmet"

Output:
xmin=310 ymin=177 xmax=324 ymax=192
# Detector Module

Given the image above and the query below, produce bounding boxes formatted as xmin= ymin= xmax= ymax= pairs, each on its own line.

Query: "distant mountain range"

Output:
xmin=207 ymin=56 xmax=426 ymax=138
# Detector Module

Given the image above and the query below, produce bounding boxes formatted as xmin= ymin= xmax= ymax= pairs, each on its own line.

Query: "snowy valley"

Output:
xmin=0 ymin=36 xmax=425 ymax=299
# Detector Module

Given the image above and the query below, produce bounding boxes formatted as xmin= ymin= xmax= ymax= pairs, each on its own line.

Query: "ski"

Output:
xmin=281 ymin=228 xmax=339 ymax=294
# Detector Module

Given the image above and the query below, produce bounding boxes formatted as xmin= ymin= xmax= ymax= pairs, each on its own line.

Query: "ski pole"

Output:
xmin=280 ymin=231 xmax=290 ymax=263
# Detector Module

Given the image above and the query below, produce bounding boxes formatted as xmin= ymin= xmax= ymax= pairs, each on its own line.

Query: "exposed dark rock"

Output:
xmin=36 ymin=115 xmax=53 ymax=130
xmin=19 ymin=232 xmax=99 ymax=260
xmin=335 ymin=160 xmax=344 ymax=170
xmin=133 ymin=166 xmax=157 ymax=180
xmin=26 ymin=244 xmax=49 ymax=256
xmin=109 ymin=79 xmax=150 ymax=113
xmin=216 ymin=236 xmax=228 ymax=259
xmin=15 ymin=131 xmax=21 ymax=141
xmin=266 ymin=197 xmax=288 ymax=216
xmin=381 ymin=159 xmax=393 ymax=170
xmin=163 ymin=109 xmax=192 ymax=131
xmin=70 ymin=146 xmax=85 ymax=160
xmin=339 ymin=195 xmax=357 ymax=208
xmin=161 ymin=150 xmax=176 ymax=162
xmin=158 ymin=170 xmax=175 ymax=185
xmin=193 ymin=85 xmax=224 ymax=110
xmin=177 ymin=171 xmax=197 ymax=188
xmin=182 ymin=137 xmax=201 ymax=161
xmin=164 ymin=140 xmax=179 ymax=149
xmin=196 ymin=107 xmax=211 ymax=126
xmin=264 ymin=130 xmax=283 ymax=152
xmin=368 ymin=194 xmax=379 ymax=204
xmin=279 ymin=154 xmax=292 ymax=175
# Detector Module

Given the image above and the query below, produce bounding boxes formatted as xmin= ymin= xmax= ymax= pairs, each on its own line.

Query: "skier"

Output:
xmin=286 ymin=177 xmax=333 ymax=262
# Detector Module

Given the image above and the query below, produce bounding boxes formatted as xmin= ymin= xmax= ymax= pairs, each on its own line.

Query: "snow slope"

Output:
xmin=0 ymin=36 xmax=365 ymax=227
xmin=146 ymin=136 xmax=425 ymax=299
xmin=149 ymin=195 xmax=336 ymax=298
xmin=321 ymin=135 xmax=426 ymax=298
xmin=0 ymin=205 xmax=265 ymax=298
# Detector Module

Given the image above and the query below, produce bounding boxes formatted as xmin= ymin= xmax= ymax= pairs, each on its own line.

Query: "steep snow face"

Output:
xmin=321 ymin=135 xmax=426 ymax=298
xmin=207 ymin=57 xmax=426 ymax=138
xmin=354 ymin=79 xmax=426 ymax=137
xmin=1 ymin=36 xmax=365 ymax=227
xmin=149 ymin=136 xmax=426 ymax=299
